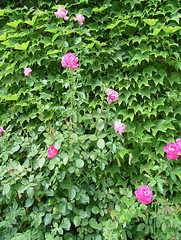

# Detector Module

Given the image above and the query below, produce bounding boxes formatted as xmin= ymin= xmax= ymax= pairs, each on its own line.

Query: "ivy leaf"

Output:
xmin=7 ymin=20 xmax=22 ymax=28
xmin=14 ymin=41 xmax=30 ymax=51
xmin=143 ymin=19 xmax=158 ymax=26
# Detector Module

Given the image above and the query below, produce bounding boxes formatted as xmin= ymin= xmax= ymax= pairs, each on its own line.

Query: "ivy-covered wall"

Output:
xmin=0 ymin=0 xmax=181 ymax=239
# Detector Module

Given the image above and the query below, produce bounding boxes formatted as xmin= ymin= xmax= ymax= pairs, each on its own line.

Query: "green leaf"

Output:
xmin=25 ymin=16 xmax=37 ymax=26
xmin=27 ymin=187 xmax=34 ymax=198
xmin=14 ymin=41 xmax=30 ymax=51
xmin=7 ymin=20 xmax=22 ymax=28
xmin=61 ymin=218 xmax=71 ymax=230
xmin=97 ymin=139 xmax=105 ymax=149
xmin=96 ymin=119 xmax=104 ymax=131
xmin=75 ymin=159 xmax=84 ymax=168
xmin=54 ymin=140 xmax=62 ymax=149
xmin=73 ymin=216 xmax=80 ymax=227
xmin=163 ymin=26 xmax=181 ymax=34
xmin=143 ymin=19 xmax=158 ymax=26
xmin=0 ymin=32 xmax=6 ymax=41
xmin=44 ymin=213 xmax=52 ymax=226
xmin=92 ymin=206 xmax=99 ymax=214
xmin=68 ymin=188 xmax=76 ymax=200
xmin=137 ymin=223 xmax=145 ymax=231
xmin=89 ymin=218 xmax=99 ymax=229
xmin=38 ymin=157 xmax=45 ymax=168
xmin=25 ymin=198 xmax=34 ymax=207
xmin=2 ymin=184 xmax=10 ymax=196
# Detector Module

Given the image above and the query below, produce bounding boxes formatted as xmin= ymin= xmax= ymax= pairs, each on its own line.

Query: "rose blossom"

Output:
xmin=61 ymin=52 xmax=79 ymax=70
xmin=54 ymin=7 xmax=69 ymax=20
xmin=114 ymin=120 xmax=126 ymax=134
xmin=0 ymin=127 xmax=3 ymax=136
xmin=106 ymin=89 xmax=118 ymax=103
xmin=135 ymin=185 xmax=153 ymax=204
xmin=74 ymin=14 xmax=85 ymax=26
xmin=24 ymin=67 xmax=32 ymax=76
xmin=47 ymin=145 xmax=59 ymax=159
xmin=163 ymin=142 xmax=180 ymax=160
xmin=176 ymin=138 xmax=181 ymax=151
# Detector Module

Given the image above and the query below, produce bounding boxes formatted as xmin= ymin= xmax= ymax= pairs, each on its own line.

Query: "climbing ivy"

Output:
xmin=0 ymin=0 xmax=181 ymax=239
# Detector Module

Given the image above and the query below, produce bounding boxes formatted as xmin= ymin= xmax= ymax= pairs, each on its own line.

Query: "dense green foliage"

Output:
xmin=0 ymin=0 xmax=181 ymax=239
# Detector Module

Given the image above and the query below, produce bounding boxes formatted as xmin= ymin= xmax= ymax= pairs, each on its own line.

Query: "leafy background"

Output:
xmin=0 ymin=0 xmax=181 ymax=239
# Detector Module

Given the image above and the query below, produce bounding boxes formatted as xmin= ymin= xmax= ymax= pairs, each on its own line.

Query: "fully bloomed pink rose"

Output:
xmin=0 ymin=127 xmax=3 ymax=136
xmin=74 ymin=14 xmax=85 ymax=26
xmin=135 ymin=185 xmax=153 ymax=205
xmin=114 ymin=120 xmax=126 ymax=134
xmin=176 ymin=138 xmax=181 ymax=151
xmin=106 ymin=89 xmax=118 ymax=103
xmin=54 ymin=7 xmax=69 ymax=20
xmin=24 ymin=67 xmax=32 ymax=76
xmin=47 ymin=145 xmax=59 ymax=159
xmin=61 ymin=52 xmax=79 ymax=70
xmin=163 ymin=142 xmax=180 ymax=160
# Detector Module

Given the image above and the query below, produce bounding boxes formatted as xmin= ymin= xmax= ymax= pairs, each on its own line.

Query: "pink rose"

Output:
xmin=54 ymin=7 xmax=69 ymax=20
xmin=0 ymin=127 xmax=3 ymax=136
xmin=106 ymin=89 xmax=118 ymax=103
xmin=114 ymin=120 xmax=126 ymax=134
xmin=163 ymin=142 xmax=180 ymax=160
xmin=61 ymin=52 xmax=79 ymax=70
xmin=47 ymin=145 xmax=59 ymax=159
xmin=24 ymin=67 xmax=32 ymax=76
xmin=74 ymin=14 xmax=85 ymax=26
xmin=135 ymin=185 xmax=153 ymax=205
xmin=8 ymin=169 xmax=14 ymax=173
xmin=176 ymin=138 xmax=181 ymax=151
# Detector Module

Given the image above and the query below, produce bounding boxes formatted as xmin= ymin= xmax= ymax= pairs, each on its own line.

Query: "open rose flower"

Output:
xmin=24 ymin=67 xmax=32 ymax=76
xmin=61 ymin=52 xmax=79 ymax=70
xmin=163 ymin=142 xmax=180 ymax=160
xmin=47 ymin=145 xmax=59 ymax=159
xmin=106 ymin=89 xmax=118 ymax=103
xmin=54 ymin=7 xmax=69 ymax=20
xmin=135 ymin=185 xmax=153 ymax=205
xmin=114 ymin=120 xmax=126 ymax=134
xmin=0 ymin=127 xmax=3 ymax=136
xmin=176 ymin=138 xmax=181 ymax=151
xmin=74 ymin=14 xmax=85 ymax=26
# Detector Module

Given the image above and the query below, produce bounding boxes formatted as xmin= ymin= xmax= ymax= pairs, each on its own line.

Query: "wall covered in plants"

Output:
xmin=0 ymin=0 xmax=181 ymax=239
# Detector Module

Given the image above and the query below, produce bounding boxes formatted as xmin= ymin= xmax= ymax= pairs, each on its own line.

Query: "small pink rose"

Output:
xmin=61 ymin=52 xmax=79 ymax=70
xmin=114 ymin=120 xmax=126 ymax=134
xmin=54 ymin=7 xmax=69 ymax=20
xmin=24 ymin=67 xmax=32 ymax=76
xmin=106 ymin=89 xmax=118 ymax=103
xmin=135 ymin=185 xmax=153 ymax=204
xmin=47 ymin=145 xmax=59 ymax=159
xmin=163 ymin=142 xmax=180 ymax=160
xmin=176 ymin=138 xmax=181 ymax=151
xmin=74 ymin=14 xmax=85 ymax=26
xmin=0 ymin=127 xmax=3 ymax=136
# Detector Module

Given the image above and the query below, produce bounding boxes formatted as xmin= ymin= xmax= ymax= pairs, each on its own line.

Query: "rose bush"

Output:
xmin=163 ymin=142 xmax=180 ymax=160
xmin=54 ymin=7 xmax=69 ymax=20
xmin=135 ymin=185 xmax=153 ymax=204
xmin=106 ymin=89 xmax=118 ymax=103
xmin=47 ymin=145 xmax=59 ymax=159
xmin=61 ymin=52 xmax=79 ymax=70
